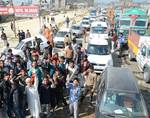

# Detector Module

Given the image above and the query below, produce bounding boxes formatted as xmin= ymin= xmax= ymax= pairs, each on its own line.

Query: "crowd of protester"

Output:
xmin=0 ymin=25 xmax=97 ymax=118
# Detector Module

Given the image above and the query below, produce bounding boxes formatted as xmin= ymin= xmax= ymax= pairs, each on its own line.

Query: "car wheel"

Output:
xmin=143 ymin=68 xmax=150 ymax=83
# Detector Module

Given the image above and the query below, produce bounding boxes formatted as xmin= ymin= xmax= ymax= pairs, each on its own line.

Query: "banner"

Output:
xmin=0 ymin=6 xmax=10 ymax=15
xmin=15 ymin=6 xmax=39 ymax=17
xmin=0 ymin=6 xmax=39 ymax=17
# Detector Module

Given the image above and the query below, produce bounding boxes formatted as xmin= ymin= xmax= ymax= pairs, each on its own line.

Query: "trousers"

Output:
xmin=69 ymin=101 xmax=79 ymax=118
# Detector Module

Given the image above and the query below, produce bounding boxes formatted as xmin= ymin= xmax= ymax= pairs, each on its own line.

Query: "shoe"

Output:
xmin=55 ymin=105 xmax=58 ymax=109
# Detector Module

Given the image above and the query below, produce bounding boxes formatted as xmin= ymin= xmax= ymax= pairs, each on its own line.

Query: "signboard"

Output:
xmin=0 ymin=6 xmax=39 ymax=17
xmin=15 ymin=6 xmax=39 ymax=17
xmin=0 ymin=6 xmax=10 ymax=15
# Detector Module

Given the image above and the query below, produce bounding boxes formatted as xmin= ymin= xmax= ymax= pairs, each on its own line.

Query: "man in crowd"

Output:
xmin=66 ymin=16 xmax=70 ymax=28
xmin=81 ymin=65 xmax=97 ymax=105
xmin=1 ymin=31 xmax=7 ymax=46
xmin=111 ymin=32 xmax=117 ymax=51
xmin=26 ymin=30 xmax=31 ymax=38
xmin=67 ymin=78 xmax=81 ymax=118
xmin=1 ymin=43 xmax=10 ymax=59
xmin=25 ymin=77 xmax=41 ymax=118
xmin=17 ymin=30 xmax=22 ymax=42
xmin=118 ymin=33 xmax=125 ymax=57
xmin=65 ymin=44 xmax=74 ymax=64
xmin=21 ymin=30 xmax=25 ymax=40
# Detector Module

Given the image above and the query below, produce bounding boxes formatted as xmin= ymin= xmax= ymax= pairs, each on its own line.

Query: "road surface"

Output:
xmin=0 ymin=8 xmax=88 ymax=52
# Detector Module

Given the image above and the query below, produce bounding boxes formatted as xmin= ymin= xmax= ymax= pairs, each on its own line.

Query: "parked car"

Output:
xmin=96 ymin=67 xmax=149 ymax=118
xmin=54 ymin=28 xmax=71 ymax=48
xmin=12 ymin=35 xmax=48 ymax=58
xmin=87 ymin=38 xmax=113 ymax=73
xmin=81 ymin=20 xmax=91 ymax=31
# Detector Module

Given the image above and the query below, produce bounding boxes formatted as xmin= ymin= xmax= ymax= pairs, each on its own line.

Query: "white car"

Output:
xmin=93 ymin=21 xmax=108 ymax=31
xmin=54 ymin=28 xmax=71 ymax=48
xmin=89 ymin=21 xmax=108 ymax=40
xmin=71 ymin=24 xmax=83 ymax=44
xmin=12 ymin=35 xmax=49 ymax=58
xmin=87 ymin=39 xmax=113 ymax=73
xmin=82 ymin=16 xmax=90 ymax=21
xmin=71 ymin=24 xmax=83 ymax=35
xmin=90 ymin=17 xmax=97 ymax=23
xmin=81 ymin=20 xmax=90 ymax=30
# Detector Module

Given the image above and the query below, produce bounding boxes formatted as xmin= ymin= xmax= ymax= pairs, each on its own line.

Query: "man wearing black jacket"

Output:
xmin=0 ymin=60 xmax=7 ymax=108
xmin=0 ymin=73 xmax=11 ymax=117
xmin=39 ymin=75 xmax=55 ymax=117
xmin=9 ymin=79 xmax=24 ymax=118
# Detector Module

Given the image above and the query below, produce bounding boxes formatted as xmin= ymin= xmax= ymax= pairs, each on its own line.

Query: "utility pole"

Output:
xmin=39 ymin=0 xmax=42 ymax=29
xmin=10 ymin=0 xmax=16 ymax=37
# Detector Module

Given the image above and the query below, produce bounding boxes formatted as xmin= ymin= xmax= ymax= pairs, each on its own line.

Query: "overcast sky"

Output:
xmin=95 ymin=0 xmax=150 ymax=3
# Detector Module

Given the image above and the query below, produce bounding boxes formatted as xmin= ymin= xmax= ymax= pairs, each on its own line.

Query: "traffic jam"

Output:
xmin=0 ymin=1 xmax=150 ymax=118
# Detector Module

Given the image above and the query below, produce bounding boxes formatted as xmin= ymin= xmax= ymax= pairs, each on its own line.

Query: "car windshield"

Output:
xmin=15 ymin=41 xmax=24 ymax=49
xmin=120 ymin=20 xmax=130 ymax=26
xmin=76 ymin=34 xmax=83 ymax=38
xmin=82 ymin=22 xmax=89 ymax=25
xmin=100 ymin=91 xmax=148 ymax=117
xmin=72 ymin=26 xmax=80 ymax=30
xmin=56 ymin=31 xmax=68 ymax=37
xmin=135 ymin=21 xmax=146 ymax=27
xmin=87 ymin=44 xmax=109 ymax=55
xmin=83 ymin=18 xmax=89 ymax=20
xmin=135 ymin=30 xmax=146 ymax=36
xmin=147 ymin=48 xmax=150 ymax=59
xmin=91 ymin=27 xmax=104 ymax=34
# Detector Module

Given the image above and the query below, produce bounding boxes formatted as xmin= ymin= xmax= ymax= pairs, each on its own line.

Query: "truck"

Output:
xmin=115 ymin=7 xmax=148 ymax=38
xmin=128 ymin=30 xmax=150 ymax=83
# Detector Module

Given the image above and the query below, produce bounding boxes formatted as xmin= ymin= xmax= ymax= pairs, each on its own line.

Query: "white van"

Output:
xmin=87 ymin=38 xmax=113 ymax=73
xmin=89 ymin=21 xmax=108 ymax=40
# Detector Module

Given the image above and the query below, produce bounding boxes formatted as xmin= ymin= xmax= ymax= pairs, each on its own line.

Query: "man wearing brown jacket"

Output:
xmin=80 ymin=65 xmax=97 ymax=104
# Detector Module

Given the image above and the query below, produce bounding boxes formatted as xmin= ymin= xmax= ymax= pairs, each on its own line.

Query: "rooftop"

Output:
xmin=105 ymin=67 xmax=139 ymax=93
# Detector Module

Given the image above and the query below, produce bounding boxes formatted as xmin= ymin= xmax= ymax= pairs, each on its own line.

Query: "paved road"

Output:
xmin=121 ymin=55 xmax=150 ymax=116
xmin=0 ymin=9 xmax=88 ymax=52
xmin=47 ymin=51 xmax=150 ymax=118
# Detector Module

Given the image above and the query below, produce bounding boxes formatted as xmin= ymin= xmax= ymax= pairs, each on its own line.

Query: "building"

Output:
xmin=41 ymin=0 xmax=49 ymax=10
xmin=66 ymin=0 xmax=94 ymax=6
xmin=0 ymin=0 xmax=4 ymax=6
xmin=87 ymin=0 xmax=94 ymax=6
xmin=51 ymin=0 xmax=66 ymax=10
